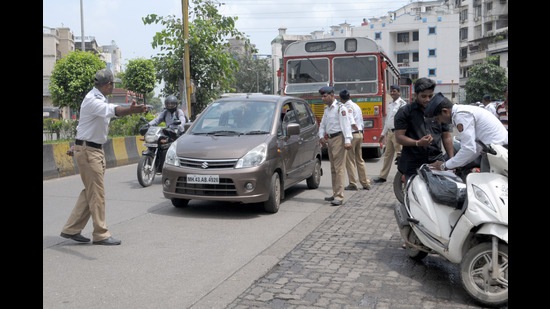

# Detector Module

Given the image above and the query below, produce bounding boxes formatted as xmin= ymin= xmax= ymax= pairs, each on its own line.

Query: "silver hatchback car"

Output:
xmin=161 ymin=94 xmax=323 ymax=213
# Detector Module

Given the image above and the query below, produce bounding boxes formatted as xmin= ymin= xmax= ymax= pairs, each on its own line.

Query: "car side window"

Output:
xmin=294 ymin=101 xmax=314 ymax=128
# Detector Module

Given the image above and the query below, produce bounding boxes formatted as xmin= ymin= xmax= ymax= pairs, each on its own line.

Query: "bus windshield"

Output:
xmin=284 ymin=56 xmax=378 ymax=95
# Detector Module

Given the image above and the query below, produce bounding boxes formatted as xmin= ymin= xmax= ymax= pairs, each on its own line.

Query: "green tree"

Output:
xmin=143 ymin=0 xmax=252 ymax=117
xmin=464 ymin=57 xmax=507 ymax=103
xmin=123 ymin=58 xmax=157 ymax=104
xmin=49 ymin=51 xmax=105 ymax=113
xmin=232 ymin=51 xmax=272 ymax=94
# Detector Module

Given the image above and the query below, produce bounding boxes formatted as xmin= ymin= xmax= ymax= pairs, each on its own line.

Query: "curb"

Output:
xmin=43 ymin=136 xmax=146 ymax=180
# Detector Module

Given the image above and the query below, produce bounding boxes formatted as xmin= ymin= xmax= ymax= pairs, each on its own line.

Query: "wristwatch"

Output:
xmin=440 ymin=162 xmax=447 ymax=171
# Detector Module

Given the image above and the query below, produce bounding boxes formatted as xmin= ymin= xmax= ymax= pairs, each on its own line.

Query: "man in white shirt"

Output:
xmin=373 ymin=85 xmax=407 ymax=183
xmin=340 ymin=89 xmax=372 ymax=191
xmin=318 ymin=86 xmax=353 ymax=206
xmin=425 ymin=92 xmax=508 ymax=172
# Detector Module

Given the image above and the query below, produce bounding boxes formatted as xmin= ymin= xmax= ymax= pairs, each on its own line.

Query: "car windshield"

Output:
xmin=190 ymin=100 xmax=277 ymax=135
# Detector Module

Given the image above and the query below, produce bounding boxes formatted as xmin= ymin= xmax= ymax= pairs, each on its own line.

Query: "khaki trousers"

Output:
xmin=345 ymin=132 xmax=370 ymax=188
xmin=378 ymin=130 xmax=402 ymax=179
xmin=326 ymin=134 xmax=346 ymax=201
xmin=61 ymin=144 xmax=111 ymax=241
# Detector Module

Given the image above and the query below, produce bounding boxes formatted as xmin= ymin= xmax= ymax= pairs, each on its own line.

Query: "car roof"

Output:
xmin=216 ymin=94 xmax=302 ymax=103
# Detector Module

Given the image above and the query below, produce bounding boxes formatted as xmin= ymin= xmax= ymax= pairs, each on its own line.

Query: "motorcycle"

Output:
xmin=393 ymin=140 xmax=508 ymax=307
xmin=137 ymin=117 xmax=182 ymax=187
xmin=393 ymin=136 xmax=481 ymax=204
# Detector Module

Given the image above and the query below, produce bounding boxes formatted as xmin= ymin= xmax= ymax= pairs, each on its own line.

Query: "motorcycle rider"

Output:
xmin=148 ymin=95 xmax=187 ymax=134
xmin=425 ymin=92 xmax=508 ymax=172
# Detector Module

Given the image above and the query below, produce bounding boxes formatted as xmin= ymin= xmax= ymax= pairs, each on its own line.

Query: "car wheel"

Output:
xmin=263 ymin=172 xmax=281 ymax=213
xmin=306 ymin=158 xmax=322 ymax=189
xmin=171 ymin=198 xmax=189 ymax=208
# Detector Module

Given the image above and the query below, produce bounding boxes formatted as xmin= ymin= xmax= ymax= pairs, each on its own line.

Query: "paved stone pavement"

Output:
xmin=225 ymin=180 xmax=507 ymax=309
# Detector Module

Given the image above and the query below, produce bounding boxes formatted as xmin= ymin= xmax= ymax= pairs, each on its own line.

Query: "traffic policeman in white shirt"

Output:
xmin=340 ymin=89 xmax=372 ymax=191
xmin=318 ymin=86 xmax=353 ymax=206
xmin=60 ymin=69 xmax=147 ymax=246
xmin=425 ymin=92 xmax=508 ymax=172
xmin=373 ymin=84 xmax=408 ymax=183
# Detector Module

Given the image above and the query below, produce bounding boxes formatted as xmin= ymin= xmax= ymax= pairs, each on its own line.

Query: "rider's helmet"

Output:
xmin=164 ymin=95 xmax=178 ymax=113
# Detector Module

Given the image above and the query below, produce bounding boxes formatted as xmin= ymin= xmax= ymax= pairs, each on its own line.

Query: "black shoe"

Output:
xmin=324 ymin=196 xmax=335 ymax=201
xmin=93 ymin=236 xmax=121 ymax=246
xmin=344 ymin=185 xmax=358 ymax=191
xmin=330 ymin=199 xmax=343 ymax=206
xmin=373 ymin=177 xmax=386 ymax=183
xmin=60 ymin=232 xmax=90 ymax=243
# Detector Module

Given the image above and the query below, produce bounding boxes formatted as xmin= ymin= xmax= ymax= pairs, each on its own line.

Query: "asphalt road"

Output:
xmin=43 ymin=158 xmax=384 ymax=308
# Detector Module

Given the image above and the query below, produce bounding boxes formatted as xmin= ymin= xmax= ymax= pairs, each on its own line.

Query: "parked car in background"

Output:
xmin=161 ymin=94 xmax=323 ymax=213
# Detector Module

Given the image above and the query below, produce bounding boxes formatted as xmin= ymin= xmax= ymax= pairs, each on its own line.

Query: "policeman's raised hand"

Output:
xmin=130 ymin=99 xmax=147 ymax=114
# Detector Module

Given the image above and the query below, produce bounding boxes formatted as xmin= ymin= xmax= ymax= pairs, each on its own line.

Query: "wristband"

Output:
xmin=415 ymin=140 xmax=419 ymax=147
xmin=440 ymin=162 xmax=446 ymax=171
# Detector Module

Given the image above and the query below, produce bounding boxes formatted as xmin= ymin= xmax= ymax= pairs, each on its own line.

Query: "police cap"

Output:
xmin=319 ymin=86 xmax=334 ymax=95
xmin=94 ymin=69 xmax=114 ymax=85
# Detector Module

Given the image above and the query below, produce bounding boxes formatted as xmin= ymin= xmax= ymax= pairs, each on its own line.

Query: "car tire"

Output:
xmin=263 ymin=172 xmax=281 ymax=213
xmin=306 ymin=158 xmax=322 ymax=189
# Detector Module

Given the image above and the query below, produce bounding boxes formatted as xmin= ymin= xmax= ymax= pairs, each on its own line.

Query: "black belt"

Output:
xmin=391 ymin=129 xmax=395 ymax=132
xmin=75 ymin=139 xmax=102 ymax=149
xmin=328 ymin=131 xmax=342 ymax=138
xmin=352 ymin=131 xmax=361 ymax=134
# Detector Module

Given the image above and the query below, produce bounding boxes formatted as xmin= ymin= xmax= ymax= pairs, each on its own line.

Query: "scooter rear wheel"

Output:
xmin=137 ymin=155 xmax=157 ymax=187
xmin=406 ymin=232 xmax=428 ymax=261
xmin=393 ymin=170 xmax=405 ymax=204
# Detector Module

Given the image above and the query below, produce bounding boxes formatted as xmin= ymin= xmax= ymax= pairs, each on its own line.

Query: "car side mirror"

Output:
xmin=286 ymin=123 xmax=300 ymax=136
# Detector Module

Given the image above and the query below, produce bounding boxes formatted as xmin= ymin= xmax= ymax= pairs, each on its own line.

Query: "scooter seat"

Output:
xmin=419 ymin=165 xmax=466 ymax=209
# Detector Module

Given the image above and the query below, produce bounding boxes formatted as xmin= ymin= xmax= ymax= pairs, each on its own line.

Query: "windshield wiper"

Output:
xmin=243 ymin=130 xmax=270 ymax=135
xmin=206 ymin=130 xmax=240 ymax=136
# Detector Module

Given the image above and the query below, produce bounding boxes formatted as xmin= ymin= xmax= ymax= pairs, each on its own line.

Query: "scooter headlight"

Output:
xmin=471 ymin=183 xmax=496 ymax=212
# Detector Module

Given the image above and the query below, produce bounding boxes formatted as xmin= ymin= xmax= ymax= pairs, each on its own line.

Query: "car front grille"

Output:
xmin=174 ymin=157 xmax=239 ymax=196
xmin=174 ymin=176 xmax=237 ymax=196
xmin=178 ymin=157 xmax=238 ymax=169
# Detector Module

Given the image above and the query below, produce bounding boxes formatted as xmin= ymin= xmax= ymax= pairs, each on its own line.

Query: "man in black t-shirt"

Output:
xmin=394 ymin=77 xmax=454 ymax=182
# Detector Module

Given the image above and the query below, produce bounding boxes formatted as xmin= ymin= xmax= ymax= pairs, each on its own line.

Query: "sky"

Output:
xmin=43 ymin=0 xmax=412 ymax=64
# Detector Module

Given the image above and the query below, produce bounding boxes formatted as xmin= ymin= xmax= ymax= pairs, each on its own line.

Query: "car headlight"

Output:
xmin=235 ymin=143 xmax=267 ymax=168
xmin=164 ymin=140 xmax=180 ymax=166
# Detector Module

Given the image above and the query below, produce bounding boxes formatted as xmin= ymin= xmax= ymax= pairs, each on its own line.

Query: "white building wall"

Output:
xmin=351 ymin=9 xmax=460 ymax=101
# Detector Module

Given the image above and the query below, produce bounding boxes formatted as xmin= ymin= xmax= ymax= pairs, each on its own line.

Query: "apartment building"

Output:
xmin=43 ymin=26 xmax=123 ymax=112
xmin=270 ymin=0 xmax=508 ymax=104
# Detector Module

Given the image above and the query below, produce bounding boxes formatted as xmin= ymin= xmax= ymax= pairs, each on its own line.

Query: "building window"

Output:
xmin=375 ymin=32 xmax=381 ymax=40
xmin=428 ymin=26 xmax=436 ymax=35
xmin=412 ymin=31 xmax=419 ymax=41
xmin=460 ymin=47 xmax=467 ymax=60
xmin=412 ymin=52 xmax=419 ymax=62
xmin=397 ymin=32 xmax=410 ymax=43
xmin=397 ymin=53 xmax=410 ymax=63
xmin=460 ymin=27 xmax=468 ymax=41
xmin=428 ymin=68 xmax=436 ymax=76
xmin=428 ymin=49 xmax=436 ymax=57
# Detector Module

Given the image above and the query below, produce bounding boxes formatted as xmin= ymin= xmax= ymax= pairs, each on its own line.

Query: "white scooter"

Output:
xmin=393 ymin=140 xmax=508 ymax=307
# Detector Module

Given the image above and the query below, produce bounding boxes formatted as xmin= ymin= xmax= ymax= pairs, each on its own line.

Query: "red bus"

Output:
xmin=282 ymin=37 xmax=400 ymax=158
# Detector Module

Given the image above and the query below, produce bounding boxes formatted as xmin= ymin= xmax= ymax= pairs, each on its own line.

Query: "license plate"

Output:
xmin=187 ymin=174 xmax=219 ymax=184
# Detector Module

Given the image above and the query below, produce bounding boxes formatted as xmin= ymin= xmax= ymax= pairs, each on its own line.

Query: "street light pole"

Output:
xmin=80 ymin=0 xmax=85 ymax=51
xmin=256 ymin=71 xmax=259 ymax=93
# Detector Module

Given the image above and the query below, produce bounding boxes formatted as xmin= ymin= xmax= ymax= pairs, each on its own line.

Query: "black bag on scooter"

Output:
xmin=418 ymin=165 xmax=466 ymax=209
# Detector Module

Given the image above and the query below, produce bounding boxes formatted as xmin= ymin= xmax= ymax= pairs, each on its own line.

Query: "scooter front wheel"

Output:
xmin=137 ymin=155 xmax=157 ymax=187
xmin=460 ymin=242 xmax=508 ymax=307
